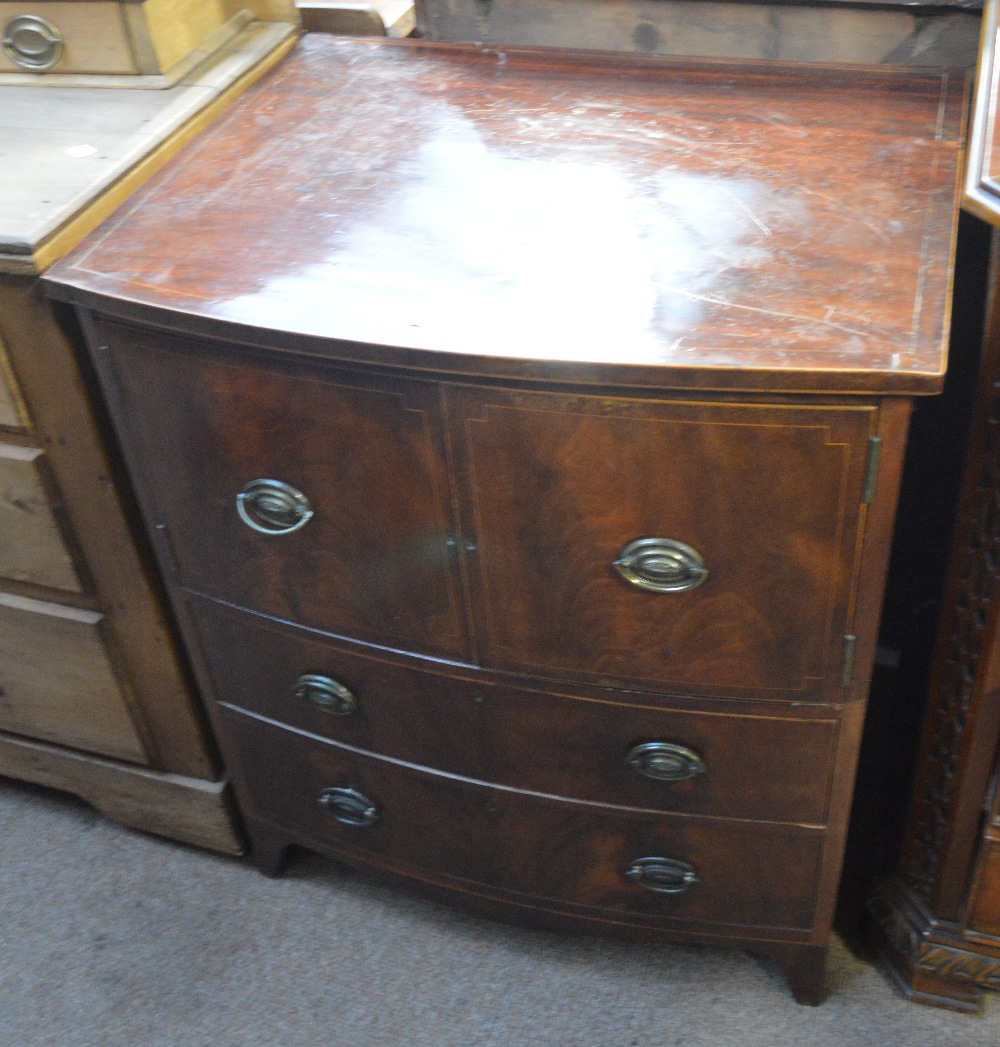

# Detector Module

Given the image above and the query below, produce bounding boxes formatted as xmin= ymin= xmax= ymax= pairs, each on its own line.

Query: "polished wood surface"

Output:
xmin=190 ymin=595 xmax=844 ymax=825
xmin=45 ymin=35 xmax=964 ymax=1005
xmin=223 ymin=706 xmax=827 ymax=934
xmin=49 ymin=35 xmax=965 ymax=394
xmin=451 ymin=386 xmax=874 ymax=698
xmin=97 ymin=320 xmax=469 ymax=661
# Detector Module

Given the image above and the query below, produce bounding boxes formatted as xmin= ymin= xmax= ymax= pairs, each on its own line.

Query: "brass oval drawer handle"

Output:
xmin=613 ymin=538 xmax=707 ymax=593
xmin=237 ymin=479 xmax=314 ymax=535
xmin=625 ymin=856 xmax=700 ymax=894
xmin=626 ymin=741 xmax=705 ymax=783
xmin=3 ymin=15 xmax=63 ymax=71
xmin=318 ymin=787 xmax=380 ymax=827
xmin=293 ymin=674 xmax=358 ymax=716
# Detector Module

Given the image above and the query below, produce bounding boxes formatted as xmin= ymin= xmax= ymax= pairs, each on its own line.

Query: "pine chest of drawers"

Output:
xmin=44 ymin=35 xmax=966 ymax=1003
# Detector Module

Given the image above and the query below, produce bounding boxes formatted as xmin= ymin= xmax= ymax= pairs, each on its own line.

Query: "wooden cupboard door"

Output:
xmin=95 ymin=321 xmax=469 ymax=661
xmin=449 ymin=387 xmax=876 ymax=700
xmin=0 ymin=443 xmax=82 ymax=592
xmin=0 ymin=592 xmax=146 ymax=761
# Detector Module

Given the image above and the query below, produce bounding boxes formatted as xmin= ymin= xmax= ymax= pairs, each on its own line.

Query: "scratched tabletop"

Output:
xmin=46 ymin=36 xmax=967 ymax=394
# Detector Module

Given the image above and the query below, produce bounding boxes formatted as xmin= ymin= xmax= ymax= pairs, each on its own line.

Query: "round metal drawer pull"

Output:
xmin=613 ymin=538 xmax=708 ymax=593
xmin=3 ymin=15 xmax=63 ymax=71
xmin=626 ymin=741 xmax=705 ymax=783
xmin=237 ymin=479 xmax=314 ymax=535
xmin=318 ymin=787 xmax=380 ymax=827
xmin=293 ymin=674 xmax=358 ymax=716
xmin=625 ymin=856 xmax=700 ymax=894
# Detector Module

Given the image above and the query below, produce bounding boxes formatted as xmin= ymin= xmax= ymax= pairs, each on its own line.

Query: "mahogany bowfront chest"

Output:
xmin=44 ymin=35 xmax=966 ymax=1003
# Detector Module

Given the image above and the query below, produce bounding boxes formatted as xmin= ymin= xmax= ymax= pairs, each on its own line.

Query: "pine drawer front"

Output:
xmin=0 ymin=335 xmax=24 ymax=428
xmin=451 ymin=386 xmax=877 ymax=701
xmin=0 ymin=592 xmax=145 ymax=761
xmin=94 ymin=321 xmax=470 ymax=663
xmin=0 ymin=1 xmax=234 ymax=76
xmin=0 ymin=443 xmax=82 ymax=592
xmin=0 ymin=3 xmax=135 ymax=73
xmin=224 ymin=707 xmax=825 ymax=934
xmin=192 ymin=596 xmax=842 ymax=825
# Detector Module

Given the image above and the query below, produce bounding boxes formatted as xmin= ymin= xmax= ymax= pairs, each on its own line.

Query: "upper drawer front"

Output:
xmin=450 ymin=387 xmax=876 ymax=701
xmin=224 ymin=708 xmax=824 ymax=934
xmin=192 ymin=596 xmax=841 ymax=825
xmin=95 ymin=321 xmax=469 ymax=662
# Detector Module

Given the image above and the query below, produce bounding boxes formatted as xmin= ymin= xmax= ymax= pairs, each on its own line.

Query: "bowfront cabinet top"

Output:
xmin=43 ymin=34 xmax=969 ymax=1005
xmin=47 ymin=34 xmax=965 ymax=394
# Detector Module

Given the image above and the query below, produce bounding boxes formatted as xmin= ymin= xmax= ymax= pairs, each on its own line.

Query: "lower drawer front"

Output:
xmin=193 ymin=598 xmax=841 ymax=824
xmin=222 ymin=709 xmax=824 ymax=933
xmin=0 ymin=592 xmax=146 ymax=761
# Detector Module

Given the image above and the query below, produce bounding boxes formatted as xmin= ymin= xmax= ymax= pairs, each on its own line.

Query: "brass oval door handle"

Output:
xmin=317 ymin=787 xmax=380 ymax=827
xmin=293 ymin=674 xmax=358 ymax=716
xmin=613 ymin=538 xmax=707 ymax=593
xmin=625 ymin=856 xmax=700 ymax=894
xmin=3 ymin=15 xmax=63 ymax=71
xmin=237 ymin=479 xmax=314 ymax=535
xmin=626 ymin=741 xmax=705 ymax=783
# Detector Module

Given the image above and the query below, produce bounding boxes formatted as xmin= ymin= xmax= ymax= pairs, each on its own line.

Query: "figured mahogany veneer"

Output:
xmin=44 ymin=35 xmax=965 ymax=1004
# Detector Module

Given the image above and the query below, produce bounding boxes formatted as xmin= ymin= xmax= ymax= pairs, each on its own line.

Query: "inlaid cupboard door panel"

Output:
xmin=449 ymin=387 xmax=876 ymax=700
xmin=94 ymin=321 xmax=470 ymax=661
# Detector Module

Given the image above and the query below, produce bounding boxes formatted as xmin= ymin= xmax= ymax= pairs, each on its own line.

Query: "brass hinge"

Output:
xmin=863 ymin=436 xmax=883 ymax=505
xmin=842 ymin=634 xmax=858 ymax=688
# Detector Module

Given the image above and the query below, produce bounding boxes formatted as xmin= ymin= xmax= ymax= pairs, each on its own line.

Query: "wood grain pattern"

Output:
xmin=189 ymin=594 xmax=843 ymax=825
xmin=0 ymin=336 xmax=25 ymax=428
xmin=97 ymin=320 xmax=469 ymax=661
xmin=226 ymin=705 xmax=825 ymax=933
xmin=46 ymin=35 xmax=965 ymax=395
xmin=0 ymin=443 xmax=82 ymax=592
xmin=0 ymin=591 xmax=146 ymax=761
xmin=0 ymin=278 xmax=215 ymax=777
xmin=452 ymin=387 xmax=875 ymax=699
xmin=416 ymin=0 xmax=980 ymax=67
xmin=0 ymin=2 xmax=136 ymax=74
xmin=45 ymin=35 xmax=965 ymax=1003
xmin=0 ymin=729 xmax=242 ymax=854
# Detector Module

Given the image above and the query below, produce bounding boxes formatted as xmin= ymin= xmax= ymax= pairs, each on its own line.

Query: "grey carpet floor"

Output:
xmin=1 ymin=777 xmax=996 ymax=1047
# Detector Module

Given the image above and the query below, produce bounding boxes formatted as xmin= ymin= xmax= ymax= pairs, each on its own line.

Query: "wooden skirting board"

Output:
xmin=0 ymin=730 xmax=244 ymax=854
